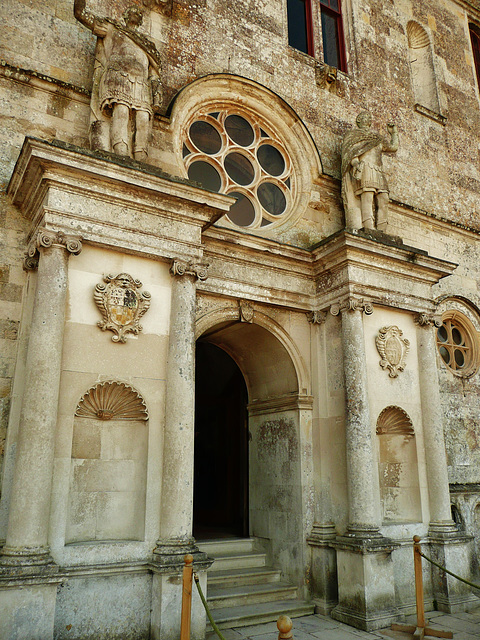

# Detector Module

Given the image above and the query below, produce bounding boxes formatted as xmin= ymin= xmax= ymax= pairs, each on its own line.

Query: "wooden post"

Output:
xmin=277 ymin=615 xmax=293 ymax=640
xmin=180 ymin=554 xmax=194 ymax=640
xmin=391 ymin=536 xmax=453 ymax=640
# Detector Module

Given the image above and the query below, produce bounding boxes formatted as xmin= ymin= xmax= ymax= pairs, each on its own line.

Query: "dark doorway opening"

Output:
xmin=193 ymin=341 xmax=249 ymax=540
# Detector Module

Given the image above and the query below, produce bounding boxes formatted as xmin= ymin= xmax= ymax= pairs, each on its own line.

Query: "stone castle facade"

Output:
xmin=1 ymin=0 xmax=480 ymax=638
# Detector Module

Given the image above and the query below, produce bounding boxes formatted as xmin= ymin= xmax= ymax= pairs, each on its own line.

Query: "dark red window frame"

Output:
xmin=320 ymin=0 xmax=347 ymax=72
xmin=469 ymin=24 xmax=480 ymax=90
xmin=287 ymin=0 xmax=315 ymax=57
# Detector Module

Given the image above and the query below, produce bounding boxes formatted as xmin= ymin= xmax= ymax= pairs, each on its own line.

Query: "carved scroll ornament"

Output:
xmin=94 ymin=273 xmax=151 ymax=343
xmin=375 ymin=325 xmax=409 ymax=378
xmin=24 ymin=229 xmax=82 ymax=270
xmin=170 ymin=259 xmax=208 ymax=281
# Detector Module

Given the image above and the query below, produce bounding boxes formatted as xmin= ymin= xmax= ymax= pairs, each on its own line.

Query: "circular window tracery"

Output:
xmin=183 ymin=108 xmax=294 ymax=229
xmin=436 ymin=311 xmax=479 ymax=377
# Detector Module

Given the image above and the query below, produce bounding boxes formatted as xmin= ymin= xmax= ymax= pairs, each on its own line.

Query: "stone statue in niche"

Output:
xmin=94 ymin=273 xmax=151 ymax=343
xmin=341 ymin=111 xmax=398 ymax=231
xmin=74 ymin=0 xmax=163 ymax=161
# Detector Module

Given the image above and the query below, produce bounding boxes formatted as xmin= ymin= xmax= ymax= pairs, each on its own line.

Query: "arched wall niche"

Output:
xmin=406 ymin=20 xmax=440 ymax=114
xmin=168 ymin=74 xmax=323 ymax=233
xmin=66 ymin=381 xmax=149 ymax=544
xmin=376 ymin=405 xmax=422 ymax=524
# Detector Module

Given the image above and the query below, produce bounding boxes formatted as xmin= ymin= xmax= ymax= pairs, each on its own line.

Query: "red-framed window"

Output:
xmin=287 ymin=0 xmax=347 ymax=72
xmin=287 ymin=0 xmax=314 ymax=57
xmin=320 ymin=0 xmax=347 ymax=72
xmin=469 ymin=24 xmax=480 ymax=89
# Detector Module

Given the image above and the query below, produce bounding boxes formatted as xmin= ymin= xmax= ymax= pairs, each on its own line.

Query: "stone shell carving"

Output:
xmin=376 ymin=406 xmax=414 ymax=436
xmin=375 ymin=325 xmax=409 ymax=378
xmin=75 ymin=381 xmax=148 ymax=421
xmin=94 ymin=273 xmax=151 ymax=343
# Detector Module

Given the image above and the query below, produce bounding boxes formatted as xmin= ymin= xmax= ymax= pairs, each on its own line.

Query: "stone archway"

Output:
xmin=194 ymin=313 xmax=312 ymax=585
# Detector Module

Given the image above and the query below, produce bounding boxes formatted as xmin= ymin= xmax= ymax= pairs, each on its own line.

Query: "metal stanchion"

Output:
xmin=180 ymin=554 xmax=194 ymax=640
xmin=392 ymin=536 xmax=453 ymax=640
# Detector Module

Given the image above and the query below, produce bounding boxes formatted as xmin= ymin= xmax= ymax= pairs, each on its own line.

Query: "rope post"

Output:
xmin=277 ymin=615 xmax=293 ymax=640
xmin=180 ymin=554 xmax=194 ymax=640
xmin=391 ymin=536 xmax=453 ymax=640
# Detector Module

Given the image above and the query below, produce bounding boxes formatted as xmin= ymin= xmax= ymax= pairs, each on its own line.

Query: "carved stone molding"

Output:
xmin=415 ymin=313 xmax=442 ymax=328
xmin=170 ymin=259 xmax=208 ymax=282
xmin=330 ymin=298 xmax=374 ymax=316
xmin=376 ymin=405 xmax=414 ymax=436
xmin=94 ymin=273 xmax=151 ymax=343
xmin=24 ymin=228 xmax=82 ymax=270
xmin=239 ymin=299 xmax=254 ymax=323
xmin=375 ymin=326 xmax=410 ymax=378
xmin=75 ymin=381 xmax=148 ymax=421
xmin=307 ymin=310 xmax=327 ymax=325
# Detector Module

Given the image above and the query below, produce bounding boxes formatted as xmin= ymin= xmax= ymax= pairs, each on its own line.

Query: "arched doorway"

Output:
xmin=193 ymin=341 xmax=249 ymax=539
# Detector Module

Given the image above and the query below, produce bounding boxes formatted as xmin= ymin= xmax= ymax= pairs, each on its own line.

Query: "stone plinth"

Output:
xmin=307 ymin=523 xmax=338 ymax=614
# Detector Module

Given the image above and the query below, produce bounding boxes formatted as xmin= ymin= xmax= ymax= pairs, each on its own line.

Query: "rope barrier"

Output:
xmin=419 ymin=550 xmax=480 ymax=591
xmin=194 ymin=572 xmax=227 ymax=640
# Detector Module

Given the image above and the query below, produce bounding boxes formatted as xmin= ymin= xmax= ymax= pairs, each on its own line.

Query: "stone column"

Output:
xmin=415 ymin=313 xmax=455 ymax=531
xmin=1 ymin=229 xmax=82 ymax=567
xmin=330 ymin=298 xmax=397 ymax=631
xmin=154 ymin=259 xmax=208 ymax=560
xmin=331 ymin=298 xmax=380 ymax=535
xmin=151 ymin=260 xmax=211 ymax=640
xmin=415 ymin=314 xmax=477 ymax=613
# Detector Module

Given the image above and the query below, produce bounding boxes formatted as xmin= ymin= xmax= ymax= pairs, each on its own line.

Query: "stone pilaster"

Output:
xmin=415 ymin=313 xmax=478 ymax=612
xmin=1 ymin=229 xmax=82 ymax=568
xmin=330 ymin=297 xmax=398 ymax=631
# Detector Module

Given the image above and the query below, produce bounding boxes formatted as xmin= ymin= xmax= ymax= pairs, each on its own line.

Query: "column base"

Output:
xmin=152 ymin=537 xmax=210 ymax=566
xmin=331 ymin=533 xmax=399 ymax=631
xmin=427 ymin=528 xmax=480 ymax=613
xmin=307 ymin=523 xmax=338 ymax=614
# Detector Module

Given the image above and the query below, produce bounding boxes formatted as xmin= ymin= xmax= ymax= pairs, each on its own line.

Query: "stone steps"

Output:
xmin=198 ymin=538 xmax=314 ymax=630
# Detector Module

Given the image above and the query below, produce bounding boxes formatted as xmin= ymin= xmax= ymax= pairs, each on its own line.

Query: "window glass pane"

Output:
xmin=188 ymin=161 xmax=222 ymax=192
xmin=189 ymin=121 xmax=222 ymax=154
xmin=182 ymin=144 xmax=190 ymax=158
xmin=228 ymin=192 xmax=256 ymax=226
xmin=225 ymin=115 xmax=254 ymax=147
xmin=258 ymin=182 xmax=287 ymax=215
xmin=452 ymin=327 xmax=463 ymax=345
xmin=287 ymin=0 xmax=309 ymax=54
xmin=439 ymin=346 xmax=450 ymax=364
xmin=454 ymin=349 xmax=465 ymax=368
xmin=470 ymin=27 xmax=480 ymax=88
xmin=225 ymin=153 xmax=255 ymax=185
xmin=437 ymin=325 xmax=448 ymax=342
xmin=257 ymin=145 xmax=285 ymax=176
xmin=321 ymin=10 xmax=340 ymax=68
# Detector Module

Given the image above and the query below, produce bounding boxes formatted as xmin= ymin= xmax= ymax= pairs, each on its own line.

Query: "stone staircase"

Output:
xmin=198 ymin=538 xmax=314 ymax=630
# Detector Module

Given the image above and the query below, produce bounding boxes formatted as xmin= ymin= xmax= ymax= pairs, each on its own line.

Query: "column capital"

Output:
xmin=170 ymin=259 xmax=208 ymax=281
xmin=24 ymin=228 xmax=82 ymax=270
xmin=330 ymin=297 xmax=373 ymax=317
xmin=414 ymin=312 xmax=442 ymax=328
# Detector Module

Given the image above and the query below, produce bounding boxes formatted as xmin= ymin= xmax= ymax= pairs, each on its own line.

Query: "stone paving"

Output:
xmin=206 ymin=605 xmax=480 ymax=640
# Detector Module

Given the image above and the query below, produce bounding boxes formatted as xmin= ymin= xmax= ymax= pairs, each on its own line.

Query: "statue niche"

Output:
xmin=341 ymin=111 xmax=398 ymax=232
xmin=74 ymin=0 xmax=163 ymax=161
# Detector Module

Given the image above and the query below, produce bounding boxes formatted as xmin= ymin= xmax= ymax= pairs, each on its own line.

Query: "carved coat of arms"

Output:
xmin=375 ymin=326 xmax=409 ymax=378
xmin=94 ymin=273 xmax=151 ymax=343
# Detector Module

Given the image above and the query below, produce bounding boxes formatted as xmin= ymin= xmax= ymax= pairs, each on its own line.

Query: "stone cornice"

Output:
xmin=247 ymin=393 xmax=313 ymax=416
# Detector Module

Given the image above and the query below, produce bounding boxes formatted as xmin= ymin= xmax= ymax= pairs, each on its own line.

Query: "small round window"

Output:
xmin=436 ymin=311 xmax=479 ymax=377
xmin=182 ymin=108 xmax=293 ymax=229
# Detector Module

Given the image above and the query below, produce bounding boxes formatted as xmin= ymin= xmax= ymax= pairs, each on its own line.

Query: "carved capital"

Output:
xmin=414 ymin=313 xmax=442 ymax=328
xmin=24 ymin=228 xmax=82 ymax=270
xmin=330 ymin=298 xmax=374 ymax=317
xmin=239 ymin=299 xmax=254 ymax=323
xmin=307 ymin=310 xmax=327 ymax=325
xmin=170 ymin=259 xmax=208 ymax=282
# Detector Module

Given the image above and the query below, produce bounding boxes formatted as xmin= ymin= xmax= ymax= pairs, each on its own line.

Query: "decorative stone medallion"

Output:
xmin=375 ymin=326 xmax=409 ymax=378
xmin=94 ymin=273 xmax=151 ymax=343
